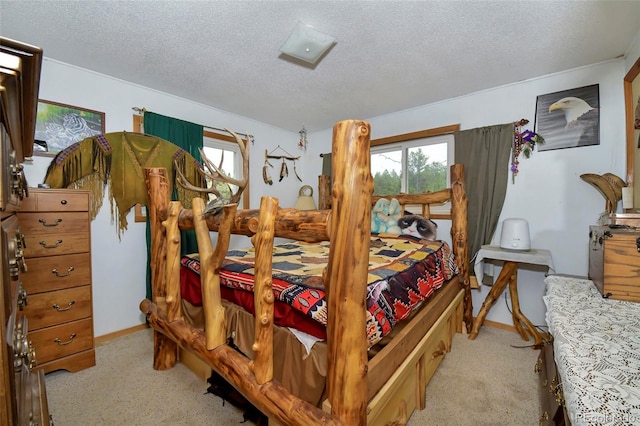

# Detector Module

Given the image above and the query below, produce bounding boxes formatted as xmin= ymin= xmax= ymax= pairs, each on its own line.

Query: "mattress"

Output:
xmin=181 ymin=235 xmax=458 ymax=347
xmin=544 ymin=275 xmax=640 ymax=425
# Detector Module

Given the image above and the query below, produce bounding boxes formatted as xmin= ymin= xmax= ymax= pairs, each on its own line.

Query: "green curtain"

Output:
xmin=454 ymin=124 xmax=512 ymax=280
xmin=143 ymin=111 xmax=204 ymax=299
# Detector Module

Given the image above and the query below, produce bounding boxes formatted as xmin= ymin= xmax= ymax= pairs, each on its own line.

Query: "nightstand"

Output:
xmin=469 ymin=245 xmax=554 ymax=348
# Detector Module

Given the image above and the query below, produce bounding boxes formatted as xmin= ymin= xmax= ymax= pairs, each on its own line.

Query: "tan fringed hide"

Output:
xmin=43 ymin=132 xmax=206 ymax=235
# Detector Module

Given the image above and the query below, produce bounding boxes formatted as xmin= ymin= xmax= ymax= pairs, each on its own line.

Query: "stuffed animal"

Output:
xmin=371 ymin=198 xmax=402 ymax=235
xmin=398 ymin=214 xmax=438 ymax=241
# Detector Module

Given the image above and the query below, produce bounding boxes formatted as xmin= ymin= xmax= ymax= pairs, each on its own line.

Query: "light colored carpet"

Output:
xmin=44 ymin=326 xmax=540 ymax=425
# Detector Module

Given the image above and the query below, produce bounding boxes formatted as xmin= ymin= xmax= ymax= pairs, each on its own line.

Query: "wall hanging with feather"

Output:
xmin=262 ymin=146 xmax=302 ymax=185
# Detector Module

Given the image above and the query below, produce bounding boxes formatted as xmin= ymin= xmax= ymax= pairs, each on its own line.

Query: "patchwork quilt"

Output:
xmin=181 ymin=235 xmax=458 ymax=347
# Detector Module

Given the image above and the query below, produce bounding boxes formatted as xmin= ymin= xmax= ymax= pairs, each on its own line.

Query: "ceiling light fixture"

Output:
xmin=279 ymin=21 xmax=336 ymax=65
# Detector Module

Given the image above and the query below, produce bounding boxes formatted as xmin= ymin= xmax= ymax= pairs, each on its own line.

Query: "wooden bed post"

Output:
xmin=144 ymin=167 xmax=178 ymax=370
xmin=318 ymin=175 xmax=331 ymax=210
xmin=192 ymin=198 xmax=237 ymax=349
xmin=449 ymin=164 xmax=472 ymax=333
xmin=326 ymin=120 xmax=372 ymax=425
xmin=164 ymin=201 xmax=183 ymax=322
xmin=251 ymin=196 xmax=278 ymax=384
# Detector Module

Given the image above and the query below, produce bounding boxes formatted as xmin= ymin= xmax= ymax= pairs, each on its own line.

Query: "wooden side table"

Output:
xmin=469 ymin=245 xmax=554 ymax=348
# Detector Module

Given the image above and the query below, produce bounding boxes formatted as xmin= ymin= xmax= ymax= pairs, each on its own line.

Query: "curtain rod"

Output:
xmin=132 ymin=106 xmax=255 ymax=144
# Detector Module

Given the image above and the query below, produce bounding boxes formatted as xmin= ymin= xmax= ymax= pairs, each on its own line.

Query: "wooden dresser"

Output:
xmin=1 ymin=37 xmax=52 ymax=425
xmin=588 ymin=225 xmax=640 ymax=302
xmin=536 ymin=339 xmax=566 ymax=425
xmin=18 ymin=188 xmax=95 ymax=373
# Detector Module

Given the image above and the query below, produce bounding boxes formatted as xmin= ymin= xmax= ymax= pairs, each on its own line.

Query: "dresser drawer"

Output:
xmin=537 ymin=339 xmax=566 ymax=425
xmin=23 ymin=233 xmax=90 ymax=258
xmin=21 ymin=190 xmax=89 ymax=212
xmin=21 ymin=253 xmax=91 ymax=294
xmin=17 ymin=367 xmax=51 ymax=426
xmin=29 ymin=317 xmax=94 ymax=364
xmin=22 ymin=286 xmax=92 ymax=330
xmin=19 ymin=212 xmax=89 ymax=235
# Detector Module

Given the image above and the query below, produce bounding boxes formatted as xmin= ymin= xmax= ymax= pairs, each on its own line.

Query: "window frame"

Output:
xmin=371 ymin=124 xmax=459 ymax=219
xmin=202 ymin=132 xmax=249 ymax=208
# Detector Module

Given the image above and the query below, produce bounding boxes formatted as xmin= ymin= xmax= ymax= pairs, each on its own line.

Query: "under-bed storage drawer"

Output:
xmin=365 ymin=290 xmax=463 ymax=425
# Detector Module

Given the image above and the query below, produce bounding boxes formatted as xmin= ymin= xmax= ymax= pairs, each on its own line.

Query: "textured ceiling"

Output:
xmin=1 ymin=1 xmax=639 ymax=132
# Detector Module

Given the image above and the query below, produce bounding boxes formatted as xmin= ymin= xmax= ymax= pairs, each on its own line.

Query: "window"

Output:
xmin=371 ymin=134 xmax=453 ymax=195
xmin=202 ymin=136 xmax=243 ymax=204
xmin=370 ymin=124 xmax=459 ymax=217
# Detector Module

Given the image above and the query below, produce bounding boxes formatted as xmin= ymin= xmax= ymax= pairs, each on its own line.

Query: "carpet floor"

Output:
xmin=44 ymin=325 xmax=540 ymax=425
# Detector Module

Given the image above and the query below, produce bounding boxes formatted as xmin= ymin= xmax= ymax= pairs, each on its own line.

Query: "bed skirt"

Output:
xmin=182 ymin=298 xmax=328 ymax=406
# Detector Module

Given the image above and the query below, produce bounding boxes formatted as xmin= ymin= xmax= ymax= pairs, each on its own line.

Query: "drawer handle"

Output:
xmin=52 ymin=266 xmax=75 ymax=277
xmin=54 ymin=333 xmax=77 ymax=346
xmin=53 ymin=301 xmax=75 ymax=311
xmin=39 ymin=218 xmax=62 ymax=227
xmin=39 ymin=239 xmax=63 ymax=249
xmin=431 ymin=340 xmax=447 ymax=359
xmin=534 ymin=358 xmax=542 ymax=374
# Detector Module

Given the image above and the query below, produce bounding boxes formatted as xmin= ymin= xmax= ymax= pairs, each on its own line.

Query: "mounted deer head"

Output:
xmin=175 ymin=128 xmax=249 ymax=214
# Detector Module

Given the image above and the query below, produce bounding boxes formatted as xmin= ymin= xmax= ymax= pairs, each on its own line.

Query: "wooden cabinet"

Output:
xmin=588 ymin=225 xmax=640 ymax=302
xmin=18 ymin=188 xmax=96 ymax=373
xmin=1 ymin=36 xmax=51 ymax=425
xmin=536 ymin=339 xmax=566 ymax=425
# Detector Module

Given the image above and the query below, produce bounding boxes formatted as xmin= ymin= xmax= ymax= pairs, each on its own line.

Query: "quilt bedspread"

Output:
xmin=181 ymin=236 xmax=458 ymax=347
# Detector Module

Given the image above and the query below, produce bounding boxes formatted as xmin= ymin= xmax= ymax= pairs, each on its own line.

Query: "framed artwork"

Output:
xmin=535 ymin=84 xmax=599 ymax=151
xmin=34 ymin=100 xmax=105 ymax=156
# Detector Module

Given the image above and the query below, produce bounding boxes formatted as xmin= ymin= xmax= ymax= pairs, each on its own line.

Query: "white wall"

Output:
xmin=304 ymin=59 xmax=628 ymax=333
xmin=626 ymin=30 xmax=640 ymax=74
xmin=24 ymin=59 xmax=301 ymax=337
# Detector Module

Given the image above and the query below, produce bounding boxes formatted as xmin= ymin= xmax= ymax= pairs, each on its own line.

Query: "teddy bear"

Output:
xmin=371 ymin=198 xmax=402 ymax=235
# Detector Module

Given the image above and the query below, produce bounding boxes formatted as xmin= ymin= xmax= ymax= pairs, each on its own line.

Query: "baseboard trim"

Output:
xmin=95 ymin=324 xmax=149 ymax=345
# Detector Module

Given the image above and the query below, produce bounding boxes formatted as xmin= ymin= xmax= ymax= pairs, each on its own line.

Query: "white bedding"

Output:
xmin=544 ymin=275 xmax=640 ymax=425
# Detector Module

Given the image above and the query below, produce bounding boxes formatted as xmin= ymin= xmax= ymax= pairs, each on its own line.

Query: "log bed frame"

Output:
xmin=140 ymin=120 xmax=471 ymax=425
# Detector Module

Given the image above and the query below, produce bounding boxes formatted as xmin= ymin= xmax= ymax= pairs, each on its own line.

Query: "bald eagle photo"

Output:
xmin=535 ymin=84 xmax=600 ymax=151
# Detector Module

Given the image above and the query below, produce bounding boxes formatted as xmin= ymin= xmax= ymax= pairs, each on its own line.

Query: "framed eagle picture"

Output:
xmin=534 ymin=84 xmax=599 ymax=151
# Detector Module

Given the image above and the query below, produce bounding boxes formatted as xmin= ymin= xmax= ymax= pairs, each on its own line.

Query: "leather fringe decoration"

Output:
xmin=43 ymin=132 xmax=206 ymax=239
